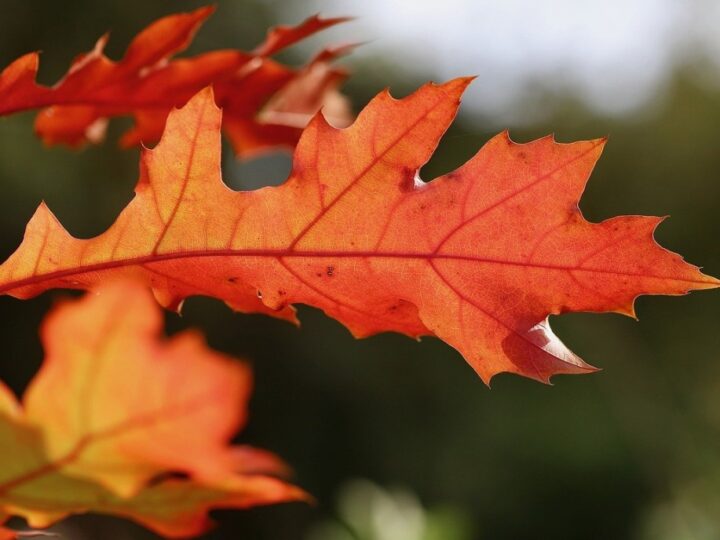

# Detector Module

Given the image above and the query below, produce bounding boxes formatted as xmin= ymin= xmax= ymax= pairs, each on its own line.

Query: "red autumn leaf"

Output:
xmin=0 ymin=6 xmax=352 ymax=157
xmin=0 ymin=281 xmax=306 ymax=537
xmin=0 ymin=81 xmax=716 ymax=383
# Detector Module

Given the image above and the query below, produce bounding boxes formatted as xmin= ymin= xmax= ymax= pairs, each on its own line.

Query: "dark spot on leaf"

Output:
xmin=326 ymin=266 xmax=335 ymax=277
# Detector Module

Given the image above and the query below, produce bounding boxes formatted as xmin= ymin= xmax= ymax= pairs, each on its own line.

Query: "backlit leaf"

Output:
xmin=0 ymin=281 xmax=306 ymax=537
xmin=0 ymin=7 xmax=352 ymax=157
xmin=0 ymin=82 xmax=716 ymax=383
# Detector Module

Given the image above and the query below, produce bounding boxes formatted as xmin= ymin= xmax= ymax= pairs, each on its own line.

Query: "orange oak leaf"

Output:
xmin=0 ymin=6 xmax=352 ymax=157
xmin=0 ymin=281 xmax=306 ymax=537
xmin=0 ymin=82 xmax=717 ymax=383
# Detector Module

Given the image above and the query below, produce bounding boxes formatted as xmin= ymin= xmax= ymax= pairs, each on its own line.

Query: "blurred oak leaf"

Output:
xmin=0 ymin=82 xmax=716 ymax=383
xmin=0 ymin=281 xmax=306 ymax=538
xmin=0 ymin=6 xmax=352 ymax=157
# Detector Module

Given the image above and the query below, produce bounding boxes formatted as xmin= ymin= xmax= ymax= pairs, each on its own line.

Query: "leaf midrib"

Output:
xmin=0 ymin=247 xmax=713 ymax=295
xmin=0 ymin=388 xmax=220 ymax=497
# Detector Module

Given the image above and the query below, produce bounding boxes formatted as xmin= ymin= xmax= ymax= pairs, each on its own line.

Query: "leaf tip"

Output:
xmin=195 ymin=4 xmax=217 ymax=20
xmin=151 ymin=287 xmax=185 ymax=314
xmin=591 ymin=135 xmax=609 ymax=156
xmin=14 ymin=52 xmax=41 ymax=73
xmin=25 ymin=201 xmax=69 ymax=240
xmin=618 ymin=300 xmax=639 ymax=320
xmin=437 ymin=76 xmax=475 ymax=101
xmin=649 ymin=215 xmax=720 ymax=291
xmin=189 ymin=85 xmax=218 ymax=110
xmin=317 ymin=14 xmax=356 ymax=26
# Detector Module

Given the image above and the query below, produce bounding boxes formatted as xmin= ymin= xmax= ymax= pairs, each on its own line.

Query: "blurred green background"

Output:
xmin=1 ymin=1 xmax=720 ymax=539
